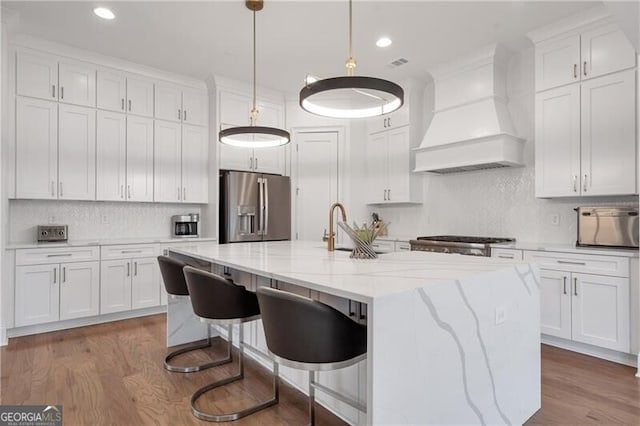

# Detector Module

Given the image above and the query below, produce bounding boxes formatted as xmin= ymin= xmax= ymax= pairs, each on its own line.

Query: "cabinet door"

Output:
xmin=127 ymin=116 xmax=154 ymax=202
xmin=580 ymin=70 xmax=636 ymax=196
xmin=58 ymin=104 xmax=96 ymax=200
xmin=155 ymin=83 xmax=182 ymax=123
xmin=219 ymin=143 xmax=253 ymax=172
xmin=366 ymin=132 xmax=389 ymax=203
xmin=535 ymin=34 xmax=580 ymax=91
xmin=58 ymin=60 xmax=96 ymax=107
xmin=59 ymin=261 xmax=99 ymax=320
xmin=126 ymin=76 xmax=154 ymax=117
xmin=96 ymin=111 xmax=127 ymax=201
xmin=154 ymin=120 xmax=182 ymax=202
xmin=182 ymin=89 xmax=209 ymax=126
xmin=131 ymin=257 xmax=160 ymax=309
xmin=15 ymin=264 xmax=59 ymax=326
xmin=539 ymin=269 xmax=572 ymax=339
xmin=16 ymin=97 xmax=58 ymax=199
xmin=254 ymin=148 xmax=285 ymax=175
xmin=386 ymin=126 xmax=411 ymax=202
xmin=571 ymin=273 xmax=630 ymax=352
xmin=219 ymin=90 xmax=251 ymax=126
xmin=16 ymin=50 xmax=58 ymax=101
xmin=581 ymin=24 xmax=636 ymax=80
xmin=100 ymin=259 xmax=132 ymax=314
xmin=534 ymin=85 xmax=581 ymax=197
xmin=97 ymin=70 xmax=126 ymax=112
xmin=182 ymin=124 xmax=208 ymax=203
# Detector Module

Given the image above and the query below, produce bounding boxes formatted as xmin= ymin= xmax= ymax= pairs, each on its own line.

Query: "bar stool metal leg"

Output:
xmin=190 ymin=324 xmax=280 ymax=422
xmin=164 ymin=325 xmax=233 ymax=373
xmin=308 ymin=371 xmax=316 ymax=426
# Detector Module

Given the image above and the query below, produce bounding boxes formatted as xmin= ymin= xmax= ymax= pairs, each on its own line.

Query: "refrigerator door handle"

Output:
xmin=258 ymin=177 xmax=265 ymax=235
xmin=264 ymin=178 xmax=269 ymax=236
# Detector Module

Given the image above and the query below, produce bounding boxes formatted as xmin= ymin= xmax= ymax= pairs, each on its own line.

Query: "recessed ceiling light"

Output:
xmin=94 ymin=7 xmax=115 ymax=20
xmin=376 ymin=37 xmax=392 ymax=48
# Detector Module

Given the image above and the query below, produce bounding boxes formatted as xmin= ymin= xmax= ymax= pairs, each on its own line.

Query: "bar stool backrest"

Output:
xmin=256 ymin=287 xmax=367 ymax=365
xmin=183 ymin=266 xmax=260 ymax=321
xmin=157 ymin=255 xmax=189 ymax=296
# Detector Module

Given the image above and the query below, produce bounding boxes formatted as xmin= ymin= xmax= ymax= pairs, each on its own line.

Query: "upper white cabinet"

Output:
xmin=155 ymin=83 xmax=208 ymax=126
xmin=58 ymin=104 xmax=96 ymax=200
xmin=126 ymin=116 xmax=155 ymax=202
xmin=16 ymin=50 xmax=58 ymax=101
xmin=96 ymin=111 xmax=127 ymax=201
xmin=181 ymin=124 xmax=209 ymax=203
xmin=535 ymin=24 xmax=635 ymax=92
xmin=58 ymin=60 xmax=96 ymax=107
xmin=126 ymin=76 xmax=154 ymax=117
xmin=97 ymin=69 xmax=127 ymax=112
xmin=535 ymin=69 xmax=636 ymax=197
xmin=218 ymin=88 xmax=286 ymax=175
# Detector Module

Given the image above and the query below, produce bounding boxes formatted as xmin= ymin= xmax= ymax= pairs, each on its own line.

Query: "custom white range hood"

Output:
xmin=414 ymin=44 xmax=525 ymax=174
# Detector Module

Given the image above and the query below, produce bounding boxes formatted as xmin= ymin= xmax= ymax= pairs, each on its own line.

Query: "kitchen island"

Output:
xmin=168 ymin=241 xmax=541 ymax=425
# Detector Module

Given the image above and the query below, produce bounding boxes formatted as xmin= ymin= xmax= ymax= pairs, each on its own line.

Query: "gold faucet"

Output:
xmin=328 ymin=202 xmax=347 ymax=251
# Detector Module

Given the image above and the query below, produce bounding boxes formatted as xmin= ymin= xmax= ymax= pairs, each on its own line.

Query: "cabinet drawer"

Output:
xmin=101 ymin=244 xmax=159 ymax=260
xmin=492 ymin=248 xmax=523 ymax=260
xmin=370 ymin=240 xmax=394 ymax=253
xmin=16 ymin=246 xmax=100 ymax=266
xmin=395 ymin=241 xmax=411 ymax=252
xmin=523 ymin=250 xmax=629 ymax=277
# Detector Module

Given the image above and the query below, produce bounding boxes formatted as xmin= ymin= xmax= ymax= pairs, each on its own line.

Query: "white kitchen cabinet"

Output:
xmin=16 ymin=50 xmax=59 ymax=101
xmin=154 ymin=120 xmax=182 ymax=202
xmin=15 ymin=264 xmax=59 ymax=327
xmin=535 ymin=24 xmax=635 ymax=92
xmin=58 ymin=60 xmax=96 ymax=107
xmin=181 ymin=124 xmax=209 ymax=203
xmin=491 ymin=248 xmax=523 ymax=260
xmin=182 ymin=89 xmax=209 ymax=126
xmin=131 ymin=257 xmax=160 ymax=309
xmin=59 ymin=261 xmax=100 ymax=320
xmin=525 ymin=250 xmax=631 ymax=353
xmin=15 ymin=97 xmax=58 ymax=199
xmin=126 ymin=116 xmax=155 ymax=202
xmin=366 ymin=126 xmax=417 ymax=204
xmin=126 ymin=76 xmax=154 ymax=117
xmin=155 ymin=83 xmax=182 ymax=123
xmin=96 ymin=111 xmax=127 ymax=201
xmin=97 ymin=69 xmax=127 ymax=112
xmin=58 ymin=104 xmax=96 ymax=200
xmin=580 ymin=69 xmax=636 ymax=196
xmin=100 ymin=259 xmax=132 ymax=314
xmin=395 ymin=241 xmax=411 ymax=252
xmin=535 ymin=70 xmax=636 ymax=197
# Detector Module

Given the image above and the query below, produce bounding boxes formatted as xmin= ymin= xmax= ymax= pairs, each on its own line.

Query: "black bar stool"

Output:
xmin=157 ymin=255 xmax=232 ymax=373
xmin=256 ymin=287 xmax=367 ymax=425
xmin=183 ymin=266 xmax=279 ymax=422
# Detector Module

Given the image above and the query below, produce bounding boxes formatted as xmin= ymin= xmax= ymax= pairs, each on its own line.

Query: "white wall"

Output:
xmin=368 ymin=47 xmax=638 ymax=244
xmin=8 ymin=200 xmax=202 ymax=243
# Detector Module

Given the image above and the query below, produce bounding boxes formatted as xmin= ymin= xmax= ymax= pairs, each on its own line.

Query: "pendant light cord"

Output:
xmin=346 ymin=0 xmax=356 ymax=76
xmin=250 ymin=10 xmax=259 ymax=125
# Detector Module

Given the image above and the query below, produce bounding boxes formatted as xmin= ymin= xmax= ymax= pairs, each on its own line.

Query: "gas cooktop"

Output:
xmin=416 ymin=236 xmax=515 ymax=244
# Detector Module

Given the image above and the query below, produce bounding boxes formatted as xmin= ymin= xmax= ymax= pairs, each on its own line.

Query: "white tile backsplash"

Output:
xmin=8 ymin=200 xmax=203 ymax=243
xmin=368 ymin=47 xmax=638 ymax=244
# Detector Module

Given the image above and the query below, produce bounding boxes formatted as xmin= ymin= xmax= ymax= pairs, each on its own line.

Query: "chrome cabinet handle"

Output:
xmin=127 ymin=185 xmax=131 ymax=199
xmin=134 ymin=262 xmax=138 ymax=276
xmin=120 ymin=184 xmax=124 ymax=199
xmin=47 ymin=253 xmax=72 ymax=257
xmin=563 ymin=276 xmax=567 ymax=295
xmin=388 ymin=188 xmax=391 ymax=201
xmin=51 ymin=181 xmax=55 ymax=197
xmin=249 ymin=157 xmax=253 ymax=169
xmin=62 ymin=266 xmax=66 ymax=283
xmin=184 ymin=110 xmax=187 ymax=121
xmin=383 ymin=118 xmax=387 ymax=128
xmin=255 ymin=157 xmax=258 ymax=170
xmin=388 ymin=117 xmax=391 ymax=127
xmin=183 ymin=187 xmax=186 ymax=201
xmin=573 ymin=175 xmax=577 ymax=192
xmin=52 ymin=85 xmax=56 ymax=98
xmin=383 ymin=189 xmax=387 ymax=201
xmin=573 ymin=64 xmax=577 ymax=79
xmin=128 ymin=99 xmax=132 ymax=111
xmin=53 ymin=267 xmax=57 ymax=284
xmin=177 ymin=187 xmax=181 ymax=201
xmin=127 ymin=262 xmax=130 ymax=277
xmin=557 ymin=260 xmax=586 ymax=266
xmin=121 ymin=98 xmax=125 ymax=111
xmin=498 ymin=255 xmax=514 ymax=259
xmin=583 ymin=61 xmax=587 ymax=76
xmin=121 ymin=250 xmax=142 ymax=254
xmin=178 ymin=109 xmax=181 ymax=120
xmin=59 ymin=182 xmax=63 ymax=197
xmin=574 ymin=277 xmax=578 ymax=296
xmin=60 ymin=86 xmax=64 ymax=99
xmin=583 ymin=174 xmax=588 ymax=192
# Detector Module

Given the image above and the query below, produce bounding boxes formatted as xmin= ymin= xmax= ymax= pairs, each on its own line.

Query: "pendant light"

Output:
xmin=219 ymin=0 xmax=290 ymax=148
xmin=299 ymin=0 xmax=404 ymax=119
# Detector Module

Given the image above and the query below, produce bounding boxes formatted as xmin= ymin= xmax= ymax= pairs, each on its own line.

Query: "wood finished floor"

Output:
xmin=1 ymin=314 xmax=639 ymax=425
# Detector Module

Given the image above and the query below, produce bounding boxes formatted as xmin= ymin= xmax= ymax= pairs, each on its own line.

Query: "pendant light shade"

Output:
xmin=299 ymin=0 xmax=404 ymax=119
xmin=219 ymin=0 xmax=290 ymax=148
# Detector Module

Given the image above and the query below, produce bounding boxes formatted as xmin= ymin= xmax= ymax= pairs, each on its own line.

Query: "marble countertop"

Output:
xmin=171 ymin=240 xmax=528 ymax=303
xmin=5 ymin=236 xmax=218 ymax=250
xmin=492 ymin=241 xmax=639 ymax=258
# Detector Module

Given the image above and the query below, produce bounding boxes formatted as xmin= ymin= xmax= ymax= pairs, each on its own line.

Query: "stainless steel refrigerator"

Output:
xmin=219 ymin=170 xmax=291 ymax=243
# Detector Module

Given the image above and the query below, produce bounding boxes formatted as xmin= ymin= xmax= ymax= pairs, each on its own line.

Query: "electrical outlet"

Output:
xmin=495 ymin=306 xmax=507 ymax=325
xmin=101 ymin=215 xmax=108 ymax=224
xmin=48 ymin=216 xmax=55 ymax=224
xmin=551 ymin=214 xmax=560 ymax=226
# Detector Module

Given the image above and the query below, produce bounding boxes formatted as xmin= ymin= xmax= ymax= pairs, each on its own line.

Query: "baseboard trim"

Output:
xmin=7 ymin=306 xmax=167 ymax=340
xmin=542 ymin=335 xmax=637 ymax=367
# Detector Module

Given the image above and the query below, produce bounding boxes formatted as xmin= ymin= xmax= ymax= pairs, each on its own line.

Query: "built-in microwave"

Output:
xmin=172 ymin=214 xmax=200 ymax=238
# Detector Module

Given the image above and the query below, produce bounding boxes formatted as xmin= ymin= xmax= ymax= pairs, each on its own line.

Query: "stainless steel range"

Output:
xmin=409 ymin=236 xmax=515 ymax=257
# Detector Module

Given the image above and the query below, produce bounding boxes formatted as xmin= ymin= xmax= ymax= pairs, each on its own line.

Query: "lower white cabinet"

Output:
xmin=527 ymin=250 xmax=631 ymax=353
xmin=15 ymin=260 xmax=99 ymax=327
xmin=100 ymin=256 xmax=160 ymax=314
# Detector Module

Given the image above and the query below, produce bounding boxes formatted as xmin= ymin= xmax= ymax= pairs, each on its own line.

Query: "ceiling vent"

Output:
xmin=388 ymin=58 xmax=409 ymax=68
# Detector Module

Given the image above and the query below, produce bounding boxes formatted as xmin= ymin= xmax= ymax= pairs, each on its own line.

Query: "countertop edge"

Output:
xmin=5 ymin=237 xmax=219 ymax=250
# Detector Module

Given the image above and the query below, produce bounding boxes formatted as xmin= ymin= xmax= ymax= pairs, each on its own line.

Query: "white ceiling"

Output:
xmin=3 ymin=1 xmax=605 ymax=95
